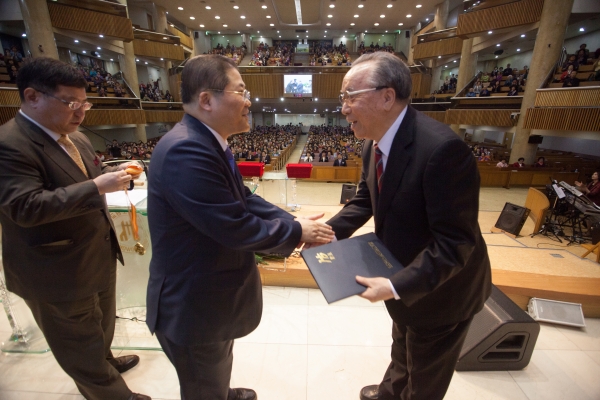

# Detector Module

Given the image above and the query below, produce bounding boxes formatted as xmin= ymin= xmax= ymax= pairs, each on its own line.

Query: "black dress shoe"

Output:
xmin=228 ymin=387 xmax=257 ymax=400
xmin=128 ymin=393 xmax=151 ymax=400
xmin=360 ymin=384 xmax=380 ymax=400
xmin=109 ymin=355 xmax=140 ymax=374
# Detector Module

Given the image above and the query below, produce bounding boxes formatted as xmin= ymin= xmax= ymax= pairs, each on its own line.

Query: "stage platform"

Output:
xmin=258 ymin=202 xmax=600 ymax=317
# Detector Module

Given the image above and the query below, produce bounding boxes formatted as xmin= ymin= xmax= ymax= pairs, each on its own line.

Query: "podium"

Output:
xmin=237 ymin=162 xmax=265 ymax=178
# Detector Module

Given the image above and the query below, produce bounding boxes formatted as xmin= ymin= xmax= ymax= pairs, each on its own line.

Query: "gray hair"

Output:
xmin=180 ymin=55 xmax=237 ymax=104
xmin=351 ymin=52 xmax=412 ymax=100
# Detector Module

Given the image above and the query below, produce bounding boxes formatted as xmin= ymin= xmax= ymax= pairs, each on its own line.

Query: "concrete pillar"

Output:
xmin=155 ymin=5 xmax=167 ymax=34
xmin=431 ymin=65 xmax=443 ymax=93
xmin=434 ymin=0 xmax=449 ymax=31
xmin=510 ymin=0 xmax=574 ymax=164
xmin=134 ymin=124 xmax=147 ymax=143
xmin=407 ymin=30 xmax=415 ymax=66
xmin=455 ymin=38 xmax=477 ymax=94
xmin=119 ymin=41 xmax=146 ymax=142
xmin=18 ymin=0 xmax=59 ymax=59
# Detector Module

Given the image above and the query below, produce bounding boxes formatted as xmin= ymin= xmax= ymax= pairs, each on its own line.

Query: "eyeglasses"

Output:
xmin=206 ymin=89 xmax=251 ymax=100
xmin=38 ymin=90 xmax=93 ymax=111
xmin=339 ymin=86 xmax=388 ymax=105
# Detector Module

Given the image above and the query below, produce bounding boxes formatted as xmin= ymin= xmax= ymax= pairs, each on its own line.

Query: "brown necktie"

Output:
xmin=57 ymin=135 xmax=89 ymax=177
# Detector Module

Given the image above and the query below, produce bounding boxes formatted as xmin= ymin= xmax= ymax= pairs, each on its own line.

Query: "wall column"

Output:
xmin=18 ymin=0 xmax=59 ymax=59
xmin=455 ymin=38 xmax=477 ymax=93
xmin=510 ymin=0 xmax=574 ymax=164
xmin=431 ymin=66 xmax=442 ymax=94
xmin=434 ymin=0 xmax=449 ymax=31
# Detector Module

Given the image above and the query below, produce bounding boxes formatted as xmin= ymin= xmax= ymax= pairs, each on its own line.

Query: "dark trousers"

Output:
xmin=378 ymin=317 xmax=474 ymax=400
xmin=156 ymin=331 xmax=235 ymax=400
xmin=25 ymin=262 xmax=131 ymax=400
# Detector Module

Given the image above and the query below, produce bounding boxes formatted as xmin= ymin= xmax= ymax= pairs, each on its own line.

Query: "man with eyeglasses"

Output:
xmin=0 ymin=57 xmax=149 ymax=399
xmin=146 ymin=55 xmax=334 ymax=400
xmin=325 ymin=52 xmax=492 ymax=400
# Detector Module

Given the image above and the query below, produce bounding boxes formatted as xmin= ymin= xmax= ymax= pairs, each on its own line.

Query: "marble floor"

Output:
xmin=1 ymin=184 xmax=599 ymax=400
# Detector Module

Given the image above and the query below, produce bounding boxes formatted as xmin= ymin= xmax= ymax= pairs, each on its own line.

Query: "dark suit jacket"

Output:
xmin=146 ymin=114 xmax=302 ymax=345
xmin=0 ymin=113 xmax=123 ymax=302
xmin=327 ymin=106 xmax=491 ymax=327
xmin=333 ymin=159 xmax=347 ymax=167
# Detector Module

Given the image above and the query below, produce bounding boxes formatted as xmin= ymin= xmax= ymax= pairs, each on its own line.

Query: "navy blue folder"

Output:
xmin=301 ymin=233 xmax=404 ymax=304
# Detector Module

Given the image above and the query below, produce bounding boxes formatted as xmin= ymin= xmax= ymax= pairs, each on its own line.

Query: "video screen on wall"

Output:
xmin=283 ymin=75 xmax=312 ymax=98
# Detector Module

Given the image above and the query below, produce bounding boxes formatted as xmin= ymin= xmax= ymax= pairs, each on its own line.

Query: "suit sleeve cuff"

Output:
xmin=388 ymin=279 xmax=400 ymax=300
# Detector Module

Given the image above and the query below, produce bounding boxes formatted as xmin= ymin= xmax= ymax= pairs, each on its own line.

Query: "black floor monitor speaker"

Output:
xmin=340 ymin=184 xmax=357 ymax=204
xmin=591 ymin=222 xmax=600 ymax=245
xmin=495 ymin=203 xmax=530 ymax=236
xmin=456 ymin=285 xmax=540 ymax=371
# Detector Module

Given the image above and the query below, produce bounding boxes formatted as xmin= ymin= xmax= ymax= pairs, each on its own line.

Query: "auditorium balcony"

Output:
xmin=413 ymin=28 xmax=462 ymax=67
xmin=132 ymin=29 xmax=184 ymax=63
xmin=46 ymin=0 xmax=134 ymax=42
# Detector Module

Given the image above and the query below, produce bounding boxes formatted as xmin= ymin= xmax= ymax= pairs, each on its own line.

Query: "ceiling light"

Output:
xmin=200 ymin=24 xmax=205 ymax=27
xmin=358 ymin=4 xmax=364 ymax=8
xmin=406 ymin=14 xmax=412 ymax=18
xmin=488 ymin=31 xmax=493 ymax=34
xmin=453 ymin=60 xmax=456 ymax=62
xmin=329 ymin=4 xmax=335 ymax=8
xmin=579 ymin=27 xmax=585 ymax=32
xmin=270 ymin=23 xmax=274 ymax=26
xmin=240 ymin=15 xmax=245 ymax=19
xmin=170 ymin=24 xmax=174 ymax=27
xmin=136 ymin=58 xmax=139 ymax=61
xmin=387 ymin=4 xmax=392 ymax=8
xmin=325 ymin=30 xmax=327 ymax=33
xmin=495 ymin=55 xmax=498 ymax=58
xmin=205 ymin=6 xmax=211 ymax=10
xmin=218 ymin=32 xmax=220 ymax=34
xmin=326 ymin=23 xmax=331 ymax=26
xmin=364 ymin=30 xmax=367 ymax=32
xmin=444 ymin=65 xmax=447 ymax=67
xmin=266 ymin=15 xmax=271 ymax=18
xmin=398 ymin=23 xmax=403 ymax=26
xmin=215 ymin=16 xmax=220 ymax=19
xmin=277 ymin=31 xmax=280 ymax=33
xmin=380 ymin=14 xmax=385 ymax=18
xmin=190 ymin=16 xmax=195 ymax=20
xmin=351 ymin=23 xmax=355 ymax=26
xmin=97 ymin=47 xmax=101 ymax=50
xmin=160 ymin=58 xmax=164 ymax=60
xmin=246 ymin=24 xmax=251 ymax=26
xmin=74 ymin=39 xmax=79 ymax=43
xmin=280 ymin=98 xmax=284 ymax=101
xmin=279 ymin=35 xmax=281 ymax=38
xmin=238 ymin=31 xmax=240 ymax=33
xmin=354 ymin=14 xmax=359 ymax=18
xmin=82 ymin=51 xmax=87 ymax=54
xmin=110 ymin=58 xmax=113 ymax=61
xmin=385 ymin=30 xmax=388 ymax=33
xmin=426 ymin=18 xmax=429 ymax=21
xmin=324 ymin=35 xmax=327 ymax=37
xmin=416 ymin=4 xmax=422 ymax=8
xmin=99 ymin=34 xmax=104 ymax=38
xmin=328 ymin=14 xmax=333 ymax=18
xmin=21 ymin=33 xmax=26 ymax=37
xmin=438 ymin=56 xmax=441 ymax=58
xmin=178 ymin=7 xmax=183 ymax=10
xmin=144 ymin=61 xmax=148 ymax=64
xmin=374 ymin=23 xmax=379 ymax=26
xmin=345 ymin=30 xmax=347 ymax=32
xmin=262 ymin=5 xmax=267 ymax=8
xmin=255 ymin=98 xmax=259 ymax=101
xmin=496 ymin=44 xmax=500 ymax=47
xmin=233 ymin=5 xmax=239 ymax=9
xmin=223 ymin=24 xmax=228 ymax=27
xmin=517 ymin=48 xmax=521 ymax=52
xmin=257 ymin=30 xmax=260 ymax=33
xmin=163 ymin=36 xmax=168 ymax=39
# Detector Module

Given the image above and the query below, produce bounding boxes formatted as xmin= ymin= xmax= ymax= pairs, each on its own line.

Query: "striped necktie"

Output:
xmin=57 ymin=135 xmax=89 ymax=178
xmin=374 ymin=143 xmax=384 ymax=193
xmin=225 ymin=147 xmax=236 ymax=174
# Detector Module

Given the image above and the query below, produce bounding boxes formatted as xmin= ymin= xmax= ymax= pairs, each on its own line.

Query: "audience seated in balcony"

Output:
xmin=503 ymin=64 xmax=512 ymax=76
xmin=512 ymin=157 xmax=526 ymax=168
xmin=481 ymin=72 xmax=490 ymax=83
xmin=507 ymin=87 xmax=518 ymax=96
xmin=560 ymin=65 xmax=575 ymax=81
xmin=534 ymin=156 xmax=547 ymax=167
xmin=562 ymin=55 xmax=579 ymax=71
xmin=466 ymin=88 xmax=477 ymax=97
xmin=496 ymin=159 xmax=508 ymax=168
xmin=563 ymin=70 xmax=580 ymax=87
xmin=479 ymin=87 xmax=491 ymax=97
xmin=473 ymin=80 xmax=482 ymax=94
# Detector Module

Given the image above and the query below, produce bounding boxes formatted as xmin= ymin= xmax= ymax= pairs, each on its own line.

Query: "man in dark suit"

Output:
xmin=0 ymin=58 xmax=149 ymax=400
xmin=327 ymin=52 xmax=492 ymax=399
xmin=146 ymin=55 xmax=334 ymax=400
xmin=333 ymin=154 xmax=347 ymax=166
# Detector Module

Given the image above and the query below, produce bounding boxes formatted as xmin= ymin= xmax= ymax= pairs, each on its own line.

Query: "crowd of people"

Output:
xmin=0 ymin=46 xmax=26 ymax=83
xmin=310 ymin=42 xmax=352 ymax=66
xmin=227 ymin=124 xmax=299 ymax=164
xmin=105 ymin=137 xmax=160 ymax=161
xmin=302 ymin=125 xmax=364 ymax=164
xmin=357 ymin=41 xmax=395 ymax=55
xmin=247 ymin=42 xmax=291 ymax=66
xmin=76 ymin=64 xmax=129 ymax=98
xmin=556 ymin=43 xmax=600 ymax=86
xmin=212 ymin=42 xmax=247 ymax=65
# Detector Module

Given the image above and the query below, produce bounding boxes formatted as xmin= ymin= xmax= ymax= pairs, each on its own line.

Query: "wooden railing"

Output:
xmin=523 ymin=107 xmax=600 ymax=131
xmin=167 ymin=26 xmax=193 ymax=49
xmin=534 ymin=87 xmax=600 ymax=107
xmin=422 ymin=111 xmax=447 ymax=123
xmin=83 ymin=109 xmax=145 ymax=125
xmin=411 ymin=73 xmax=433 ymax=99
xmin=47 ymin=2 xmax=134 ymax=41
xmin=477 ymin=166 xmax=579 ymax=188
xmin=132 ymin=39 xmax=185 ymax=61
xmin=456 ymin=0 xmax=544 ymax=37
xmin=413 ymin=37 xmax=463 ymax=60
xmin=445 ymin=109 xmax=519 ymax=126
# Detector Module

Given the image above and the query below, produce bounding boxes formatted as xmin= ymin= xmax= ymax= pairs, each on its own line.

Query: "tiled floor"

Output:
xmin=1 ymin=184 xmax=599 ymax=399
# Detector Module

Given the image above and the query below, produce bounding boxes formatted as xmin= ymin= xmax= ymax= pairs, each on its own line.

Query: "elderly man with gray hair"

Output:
xmin=325 ymin=52 xmax=492 ymax=399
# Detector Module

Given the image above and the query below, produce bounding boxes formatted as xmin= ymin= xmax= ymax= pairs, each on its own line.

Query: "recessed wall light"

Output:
xmin=270 ymin=23 xmax=274 ymax=26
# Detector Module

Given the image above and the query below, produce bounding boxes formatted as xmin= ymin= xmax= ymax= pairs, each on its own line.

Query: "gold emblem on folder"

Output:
xmin=316 ymin=252 xmax=336 ymax=264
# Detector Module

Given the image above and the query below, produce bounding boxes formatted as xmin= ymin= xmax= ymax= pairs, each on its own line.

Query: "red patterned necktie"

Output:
xmin=374 ymin=143 xmax=383 ymax=192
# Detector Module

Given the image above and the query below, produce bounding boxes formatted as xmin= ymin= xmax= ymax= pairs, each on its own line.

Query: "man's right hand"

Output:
xmin=297 ymin=218 xmax=335 ymax=244
xmin=93 ymin=171 xmax=132 ymax=195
